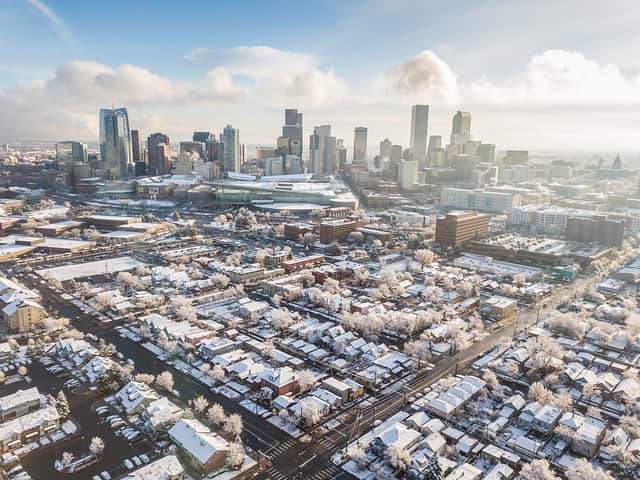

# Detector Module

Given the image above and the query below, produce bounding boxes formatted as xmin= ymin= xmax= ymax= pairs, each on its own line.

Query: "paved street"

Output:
xmin=12 ymin=267 xmax=595 ymax=480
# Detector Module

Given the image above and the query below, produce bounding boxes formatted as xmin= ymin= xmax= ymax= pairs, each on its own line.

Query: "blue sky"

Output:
xmin=2 ymin=0 xmax=640 ymax=154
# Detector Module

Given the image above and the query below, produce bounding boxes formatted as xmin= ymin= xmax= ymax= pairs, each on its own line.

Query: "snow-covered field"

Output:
xmin=37 ymin=256 xmax=144 ymax=281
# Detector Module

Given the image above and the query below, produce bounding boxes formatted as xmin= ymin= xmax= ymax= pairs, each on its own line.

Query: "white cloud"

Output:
xmin=467 ymin=49 xmax=640 ymax=109
xmin=199 ymin=67 xmax=246 ymax=102
xmin=0 ymin=60 xmax=244 ymax=141
xmin=4 ymin=47 xmax=640 ymax=150
xmin=186 ymin=45 xmax=348 ymax=106
xmin=372 ymin=50 xmax=459 ymax=103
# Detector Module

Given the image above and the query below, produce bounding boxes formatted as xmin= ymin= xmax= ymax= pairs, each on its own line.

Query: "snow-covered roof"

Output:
xmin=121 ymin=455 xmax=184 ymax=480
xmin=168 ymin=418 xmax=229 ymax=464
xmin=144 ymin=397 xmax=184 ymax=431
xmin=115 ymin=381 xmax=159 ymax=414
xmin=374 ymin=422 xmax=421 ymax=450
xmin=0 ymin=387 xmax=39 ymax=413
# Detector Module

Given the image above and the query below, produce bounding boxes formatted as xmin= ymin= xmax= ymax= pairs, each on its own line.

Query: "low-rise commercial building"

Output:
xmin=435 ymin=211 xmax=489 ymax=248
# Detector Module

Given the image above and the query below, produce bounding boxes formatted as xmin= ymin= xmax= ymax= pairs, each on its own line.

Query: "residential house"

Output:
xmin=0 ymin=388 xmax=41 ymax=421
xmin=168 ymin=419 xmax=230 ymax=475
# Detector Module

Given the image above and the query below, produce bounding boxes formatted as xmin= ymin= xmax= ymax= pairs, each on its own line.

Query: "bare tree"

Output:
xmin=528 ymin=381 xmax=554 ymax=404
xmin=386 ymin=444 xmax=411 ymax=471
xmin=192 ymin=395 xmax=208 ymax=415
xmin=299 ymin=398 xmax=322 ymax=425
xmin=226 ymin=441 xmax=245 ymax=469
xmin=566 ymin=459 xmax=614 ymax=480
xmin=223 ymin=413 xmax=243 ymax=438
xmin=89 ymin=436 xmax=105 ymax=457
xmin=134 ymin=373 xmax=155 ymax=385
xmin=155 ymin=371 xmax=174 ymax=392
xmin=519 ymin=459 xmax=558 ymax=480
xmin=209 ymin=364 xmax=226 ymax=383
xmin=415 ymin=249 xmax=435 ymax=271
xmin=297 ymin=370 xmax=316 ymax=393
xmin=620 ymin=415 xmax=640 ymax=437
xmin=271 ymin=308 xmax=294 ymax=331
xmin=61 ymin=452 xmax=74 ymax=468
xmin=207 ymin=403 xmax=226 ymax=427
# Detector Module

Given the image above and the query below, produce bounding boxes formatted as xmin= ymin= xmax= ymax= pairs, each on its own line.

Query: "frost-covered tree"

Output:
xmin=226 ymin=441 xmax=245 ymax=469
xmin=223 ymin=413 xmax=243 ymax=438
xmin=89 ymin=436 xmax=105 ymax=456
xmin=56 ymin=390 xmax=70 ymax=417
xmin=297 ymin=370 xmax=316 ymax=393
xmin=134 ymin=373 xmax=155 ymax=385
xmin=519 ymin=459 xmax=558 ymax=480
xmin=299 ymin=398 xmax=322 ymax=425
xmin=155 ymin=371 xmax=174 ymax=391
xmin=207 ymin=403 xmax=226 ymax=426
xmin=271 ymin=308 xmax=294 ymax=331
xmin=528 ymin=381 xmax=554 ymax=404
xmin=566 ymin=459 xmax=614 ymax=480
xmin=192 ymin=395 xmax=208 ymax=415
xmin=209 ymin=364 xmax=226 ymax=383
xmin=415 ymin=249 xmax=435 ymax=270
xmin=386 ymin=444 xmax=411 ymax=471
xmin=61 ymin=452 xmax=74 ymax=468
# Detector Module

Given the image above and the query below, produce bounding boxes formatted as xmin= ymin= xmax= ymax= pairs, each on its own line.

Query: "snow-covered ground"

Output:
xmin=267 ymin=415 xmax=304 ymax=438
xmin=37 ymin=256 xmax=144 ymax=281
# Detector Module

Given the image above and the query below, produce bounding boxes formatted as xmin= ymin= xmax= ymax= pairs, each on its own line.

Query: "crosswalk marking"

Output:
xmin=265 ymin=467 xmax=288 ymax=479
xmin=318 ymin=437 xmax=334 ymax=448
xmin=262 ymin=463 xmax=343 ymax=480
xmin=309 ymin=465 xmax=342 ymax=480
xmin=266 ymin=438 xmax=296 ymax=458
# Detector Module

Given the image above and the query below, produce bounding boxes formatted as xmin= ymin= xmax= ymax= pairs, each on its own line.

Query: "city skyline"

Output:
xmin=2 ymin=0 xmax=640 ymax=153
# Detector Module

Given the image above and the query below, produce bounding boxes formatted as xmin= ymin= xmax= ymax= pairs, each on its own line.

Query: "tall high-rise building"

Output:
xmin=450 ymin=111 xmax=472 ymax=146
xmin=282 ymin=108 xmax=303 ymax=158
xmin=389 ymin=144 xmax=403 ymax=181
xmin=336 ymin=139 xmax=347 ymax=171
xmin=147 ymin=133 xmax=171 ymax=175
xmin=427 ymin=135 xmax=442 ymax=153
xmin=56 ymin=141 xmax=88 ymax=167
xmin=99 ymin=107 xmax=133 ymax=178
xmin=309 ymin=125 xmax=336 ymax=176
xmin=353 ymin=127 xmax=368 ymax=166
xmin=323 ymin=135 xmax=337 ymax=175
xmin=222 ymin=124 xmax=240 ymax=173
xmin=477 ymin=143 xmax=496 ymax=163
xmin=451 ymin=111 xmax=471 ymax=140
xmin=131 ymin=130 xmax=141 ymax=164
xmin=613 ymin=154 xmax=623 ymax=169
xmin=193 ymin=131 xmax=212 ymax=143
xmin=399 ymin=160 xmax=418 ymax=190
xmin=285 ymin=109 xmax=299 ymax=127
xmin=410 ymin=105 xmax=429 ymax=165
xmin=379 ymin=138 xmax=392 ymax=160
xmin=205 ymin=137 xmax=223 ymax=163
xmin=180 ymin=141 xmax=205 ymax=159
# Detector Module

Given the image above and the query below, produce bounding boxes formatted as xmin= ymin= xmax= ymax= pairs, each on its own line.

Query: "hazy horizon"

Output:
xmin=2 ymin=0 xmax=640 ymax=152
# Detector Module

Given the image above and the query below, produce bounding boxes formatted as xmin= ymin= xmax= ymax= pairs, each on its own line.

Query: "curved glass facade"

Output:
xmin=99 ymin=108 xmax=133 ymax=179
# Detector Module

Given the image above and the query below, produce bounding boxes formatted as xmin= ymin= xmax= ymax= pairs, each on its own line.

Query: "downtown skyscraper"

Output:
xmin=222 ymin=124 xmax=240 ymax=173
xmin=147 ymin=132 xmax=171 ymax=175
xmin=309 ymin=125 xmax=336 ymax=176
xmin=99 ymin=107 xmax=133 ymax=179
xmin=410 ymin=105 xmax=429 ymax=167
xmin=352 ymin=127 xmax=368 ymax=167
xmin=451 ymin=110 xmax=472 ymax=145
xmin=281 ymin=108 xmax=303 ymax=158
